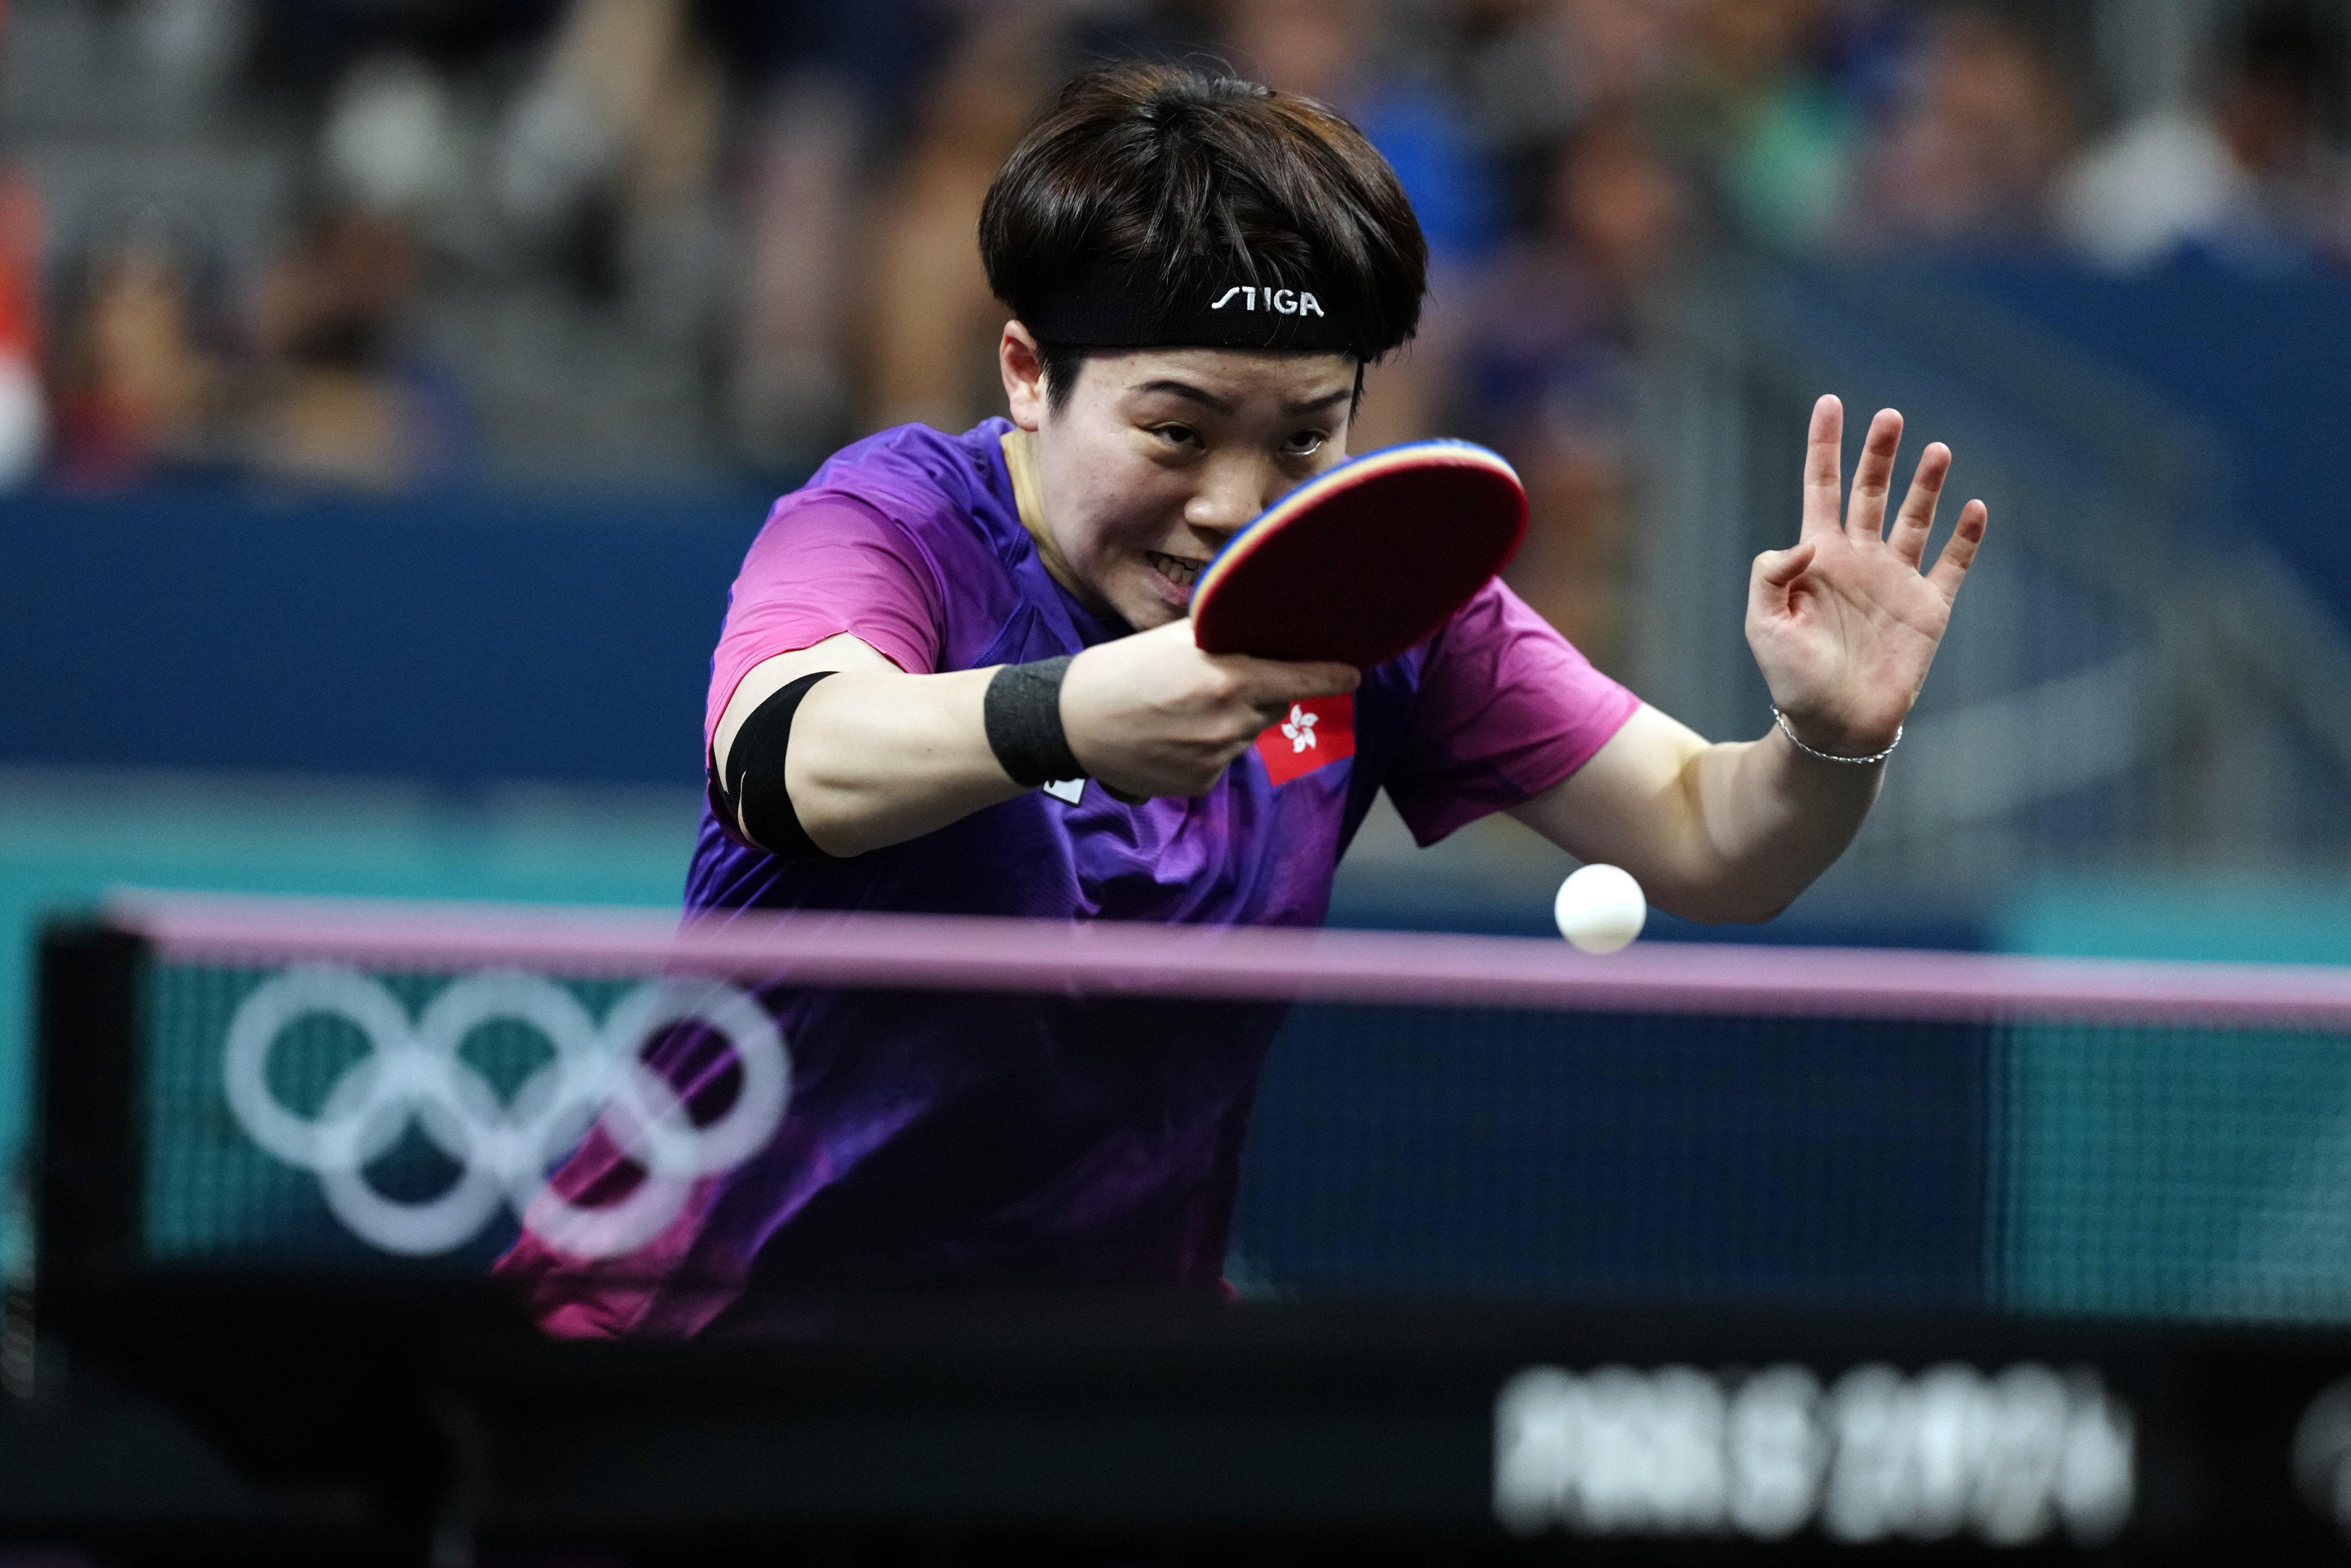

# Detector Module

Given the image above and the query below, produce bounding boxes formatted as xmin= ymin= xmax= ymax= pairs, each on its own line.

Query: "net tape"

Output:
xmin=106 ymin=891 xmax=2351 ymax=1029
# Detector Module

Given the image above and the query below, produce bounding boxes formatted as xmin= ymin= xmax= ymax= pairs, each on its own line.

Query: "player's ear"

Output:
xmin=1000 ymin=321 xmax=1048 ymax=432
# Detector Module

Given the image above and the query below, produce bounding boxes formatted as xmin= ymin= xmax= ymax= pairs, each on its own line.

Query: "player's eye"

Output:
xmin=1281 ymin=430 xmax=1327 ymax=457
xmin=1151 ymin=423 xmax=1201 ymax=449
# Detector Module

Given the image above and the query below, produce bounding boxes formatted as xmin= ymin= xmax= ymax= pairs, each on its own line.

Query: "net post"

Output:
xmin=28 ymin=919 xmax=146 ymax=1380
xmin=0 ymin=1150 xmax=32 ymax=1402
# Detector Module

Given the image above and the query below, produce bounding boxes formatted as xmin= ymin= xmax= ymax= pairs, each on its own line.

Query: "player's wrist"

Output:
xmin=1769 ymin=706 xmax=1902 ymax=765
xmin=984 ymin=656 xmax=1086 ymax=786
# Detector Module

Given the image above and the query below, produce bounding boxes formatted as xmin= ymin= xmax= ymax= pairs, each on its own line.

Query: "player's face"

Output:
xmin=1021 ymin=341 xmax=1357 ymax=630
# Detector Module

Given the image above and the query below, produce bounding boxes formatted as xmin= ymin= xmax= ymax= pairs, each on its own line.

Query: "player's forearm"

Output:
xmin=1673 ymin=729 xmax=1881 ymax=922
xmin=1511 ymin=708 xmax=1865 ymax=924
xmin=726 ymin=626 xmax=1356 ymax=857
xmin=784 ymin=669 xmax=1028 ymax=856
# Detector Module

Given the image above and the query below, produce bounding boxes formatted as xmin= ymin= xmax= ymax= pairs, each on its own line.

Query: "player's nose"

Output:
xmin=1182 ymin=457 xmax=1273 ymax=544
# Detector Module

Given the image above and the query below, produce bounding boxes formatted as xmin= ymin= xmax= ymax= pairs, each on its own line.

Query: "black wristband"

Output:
xmin=722 ymin=671 xmax=840 ymax=859
xmin=984 ymin=656 xmax=1085 ymax=786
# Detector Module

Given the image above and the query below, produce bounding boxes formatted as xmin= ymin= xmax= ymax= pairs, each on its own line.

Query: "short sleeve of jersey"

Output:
xmin=1385 ymin=579 xmax=1643 ymax=846
xmin=704 ymin=494 xmax=948 ymax=745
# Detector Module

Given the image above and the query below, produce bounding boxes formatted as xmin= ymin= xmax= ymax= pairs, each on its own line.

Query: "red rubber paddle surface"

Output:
xmin=1189 ymin=440 xmax=1527 ymax=669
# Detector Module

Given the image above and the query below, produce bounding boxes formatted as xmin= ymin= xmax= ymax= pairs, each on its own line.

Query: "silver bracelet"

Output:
xmin=1772 ymin=707 xmax=1902 ymax=765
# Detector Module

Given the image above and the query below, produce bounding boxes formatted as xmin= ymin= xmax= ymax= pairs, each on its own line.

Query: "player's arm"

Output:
xmin=714 ymin=620 xmax=1355 ymax=858
xmin=1509 ymin=704 xmax=1884 ymax=923
xmin=713 ymin=634 xmax=1015 ymax=857
xmin=1511 ymin=395 xmax=1986 ymax=923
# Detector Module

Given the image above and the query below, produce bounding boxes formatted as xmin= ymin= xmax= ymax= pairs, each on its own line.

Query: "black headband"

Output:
xmin=1021 ymin=261 xmax=1363 ymax=358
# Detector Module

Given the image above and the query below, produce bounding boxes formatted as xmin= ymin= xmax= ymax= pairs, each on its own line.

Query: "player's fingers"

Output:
xmin=1799 ymin=394 xmax=1844 ymax=540
xmin=1926 ymin=499 xmax=1988 ymax=598
xmin=1756 ymin=540 xmax=1815 ymax=590
xmin=1845 ymin=407 xmax=1903 ymax=543
xmin=1887 ymin=441 xmax=1950 ymax=569
xmin=1748 ymin=542 xmax=1811 ymax=624
xmin=1236 ymin=658 xmax=1360 ymax=711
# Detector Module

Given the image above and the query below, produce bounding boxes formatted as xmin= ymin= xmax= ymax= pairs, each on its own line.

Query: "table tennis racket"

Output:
xmin=1190 ymin=440 xmax=1527 ymax=669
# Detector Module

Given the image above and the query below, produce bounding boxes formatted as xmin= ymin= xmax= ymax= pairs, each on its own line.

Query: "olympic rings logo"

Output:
xmin=222 ymin=967 xmax=789 ymax=1260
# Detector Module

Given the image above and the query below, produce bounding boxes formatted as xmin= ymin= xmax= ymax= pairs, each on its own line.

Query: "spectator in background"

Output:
xmin=1662 ymin=0 xmax=1917 ymax=256
xmin=1658 ymin=0 xmax=1850 ymax=253
xmin=1457 ymin=0 xmax=1687 ymax=169
xmin=235 ymin=40 xmax=482 ymax=492
xmin=315 ymin=53 xmax=474 ymax=261
xmin=1463 ymin=108 xmax=1688 ymax=663
xmin=2057 ymin=8 xmax=2351 ymax=273
xmin=708 ymin=0 xmax=944 ymax=474
xmin=858 ymin=2 xmax=1068 ymax=438
xmin=0 ymin=168 xmax=47 ymax=488
xmin=1838 ymin=9 xmax=2078 ymax=253
xmin=727 ymin=73 xmax=867 ymax=478
xmin=492 ymin=0 xmax=730 ymax=324
xmin=49 ymin=205 xmax=228 ymax=491
xmin=21 ymin=0 xmax=2191 ymax=500
xmin=242 ymin=205 xmax=471 ymax=490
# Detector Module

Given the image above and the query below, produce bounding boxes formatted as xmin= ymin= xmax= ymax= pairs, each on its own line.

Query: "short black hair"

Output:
xmin=981 ymin=64 xmax=1427 ymax=410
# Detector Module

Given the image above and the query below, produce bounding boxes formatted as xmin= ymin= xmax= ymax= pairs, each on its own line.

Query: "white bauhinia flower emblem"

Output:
xmin=1281 ymin=703 xmax=1318 ymax=754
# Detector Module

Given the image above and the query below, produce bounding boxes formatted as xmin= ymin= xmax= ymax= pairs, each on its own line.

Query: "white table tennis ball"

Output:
xmin=1555 ymin=864 xmax=1646 ymax=953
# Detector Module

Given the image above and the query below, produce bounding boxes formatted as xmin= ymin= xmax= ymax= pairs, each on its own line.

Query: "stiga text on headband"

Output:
xmin=1020 ymin=260 xmax=1364 ymax=358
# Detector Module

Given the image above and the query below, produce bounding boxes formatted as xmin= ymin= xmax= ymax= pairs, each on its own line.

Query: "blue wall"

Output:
xmin=0 ymin=484 xmax=771 ymax=784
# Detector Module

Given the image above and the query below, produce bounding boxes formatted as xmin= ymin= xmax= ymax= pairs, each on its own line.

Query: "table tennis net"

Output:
xmin=79 ymin=895 xmax=2351 ymax=1325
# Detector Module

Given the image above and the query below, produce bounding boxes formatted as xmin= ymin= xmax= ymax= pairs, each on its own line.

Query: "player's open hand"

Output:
xmin=1061 ymin=619 xmax=1358 ymax=797
xmin=1745 ymin=395 xmax=1987 ymax=756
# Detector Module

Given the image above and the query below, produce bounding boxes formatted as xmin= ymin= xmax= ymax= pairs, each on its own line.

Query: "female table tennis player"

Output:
xmin=500 ymin=65 xmax=1985 ymax=1336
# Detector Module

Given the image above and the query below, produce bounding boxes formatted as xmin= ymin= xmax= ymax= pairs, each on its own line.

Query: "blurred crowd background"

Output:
xmin=9 ymin=0 xmax=2351 ymax=636
xmin=0 ymin=0 xmax=2349 ymax=972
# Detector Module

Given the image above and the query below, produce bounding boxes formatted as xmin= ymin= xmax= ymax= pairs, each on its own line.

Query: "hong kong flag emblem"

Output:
xmin=1254 ymin=694 xmax=1354 ymax=786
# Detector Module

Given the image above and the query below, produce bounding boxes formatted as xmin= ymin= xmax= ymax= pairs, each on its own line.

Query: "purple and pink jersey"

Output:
xmin=498 ymin=418 xmax=1637 ymax=1336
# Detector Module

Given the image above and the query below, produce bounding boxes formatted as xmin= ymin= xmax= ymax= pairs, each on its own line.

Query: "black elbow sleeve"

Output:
xmin=719 ymin=672 xmax=841 ymax=859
